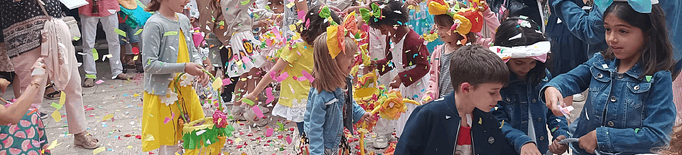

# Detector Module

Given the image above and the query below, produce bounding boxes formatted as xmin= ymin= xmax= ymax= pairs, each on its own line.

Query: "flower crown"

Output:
xmin=427 ymin=0 xmax=487 ymax=43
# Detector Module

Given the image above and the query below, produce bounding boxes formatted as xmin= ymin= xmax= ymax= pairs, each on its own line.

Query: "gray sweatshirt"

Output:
xmin=140 ymin=13 xmax=202 ymax=96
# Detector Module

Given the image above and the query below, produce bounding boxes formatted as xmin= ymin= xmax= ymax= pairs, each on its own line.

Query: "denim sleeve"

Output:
xmin=546 ymin=111 xmax=570 ymax=140
xmin=351 ymin=100 xmax=367 ymax=124
xmin=540 ymin=56 xmax=595 ymax=102
xmin=395 ymin=105 xmax=427 ymax=155
xmin=491 ymin=103 xmax=534 ymax=153
xmin=549 ymin=0 xmax=606 ymax=45
xmin=595 ymin=71 xmax=676 ymax=153
xmin=305 ymin=96 xmax=329 ymax=155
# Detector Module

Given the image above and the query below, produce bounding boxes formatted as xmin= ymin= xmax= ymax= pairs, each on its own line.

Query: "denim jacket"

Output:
xmin=492 ymin=69 xmax=569 ymax=153
xmin=541 ymin=53 xmax=676 ymax=154
xmin=304 ymin=87 xmax=366 ymax=155
xmin=548 ymin=0 xmax=682 ymax=60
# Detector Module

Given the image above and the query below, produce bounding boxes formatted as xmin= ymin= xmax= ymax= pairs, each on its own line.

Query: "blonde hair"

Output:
xmin=311 ymin=33 xmax=358 ymax=92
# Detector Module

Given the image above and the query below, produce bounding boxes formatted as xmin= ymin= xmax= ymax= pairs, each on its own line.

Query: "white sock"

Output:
xmin=158 ymin=145 xmax=179 ymax=155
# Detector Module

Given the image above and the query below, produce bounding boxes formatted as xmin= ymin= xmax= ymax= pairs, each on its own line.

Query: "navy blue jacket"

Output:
xmin=395 ymin=92 xmax=517 ymax=155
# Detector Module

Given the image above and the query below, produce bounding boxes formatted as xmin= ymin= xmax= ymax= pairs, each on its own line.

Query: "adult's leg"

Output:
xmin=100 ymin=14 xmax=124 ymax=79
xmin=10 ymin=49 xmax=47 ymax=110
xmin=80 ymin=15 xmax=100 ymax=78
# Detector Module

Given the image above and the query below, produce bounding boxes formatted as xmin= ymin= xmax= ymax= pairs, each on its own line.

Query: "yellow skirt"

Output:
xmin=141 ymin=83 xmax=205 ymax=152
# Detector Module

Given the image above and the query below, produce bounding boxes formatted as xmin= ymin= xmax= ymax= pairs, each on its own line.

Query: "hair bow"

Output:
xmin=319 ymin=6 xmax=338 ymax=26
xmin=327 ymin=11 xmax=360 ymax=59
xmin=489 ymin=41 xmax=551 ymax=63
xmin=595 ymin=0 xmax=659 ymax=13
xmin=427 ymin=0 xmax=484 ymax=37
xmin=359 ymin=3 xmax=383 ymax=23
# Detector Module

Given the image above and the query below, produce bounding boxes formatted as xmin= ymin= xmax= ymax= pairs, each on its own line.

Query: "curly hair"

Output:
xmin=367 ymin=0 xmax=409 ymax=28
xmin=656 ymin=124 xmax=682 ymax=155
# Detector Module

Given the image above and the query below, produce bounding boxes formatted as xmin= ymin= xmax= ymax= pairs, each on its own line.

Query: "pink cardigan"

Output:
xmin=422 ymin=8 xmax=500 ymax=103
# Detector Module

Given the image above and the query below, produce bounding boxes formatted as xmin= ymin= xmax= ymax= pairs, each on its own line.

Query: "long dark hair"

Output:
xmin=601 ymin=2 xmax=674 ymax=77
xmin=298 ymin=5 xmax=341 ymax=46
xmin=494 ymin=16 xmax=547 ymax=85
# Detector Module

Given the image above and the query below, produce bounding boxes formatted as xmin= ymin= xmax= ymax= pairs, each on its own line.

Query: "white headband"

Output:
xmin=490 ymin=41 xmax=551 ymax=63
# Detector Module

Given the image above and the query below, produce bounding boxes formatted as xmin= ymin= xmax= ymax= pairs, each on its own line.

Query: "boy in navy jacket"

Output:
xmin=395 ymin=45 xmax=517 ymax=155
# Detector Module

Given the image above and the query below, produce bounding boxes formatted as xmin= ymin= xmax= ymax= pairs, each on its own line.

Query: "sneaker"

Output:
xmin=573 ymin=92 xmax=586 ymax=102
xmin=40 ymin=112 xmax=48 ymax=119
xmin=373 ymin=135 xmax=389 ymax=149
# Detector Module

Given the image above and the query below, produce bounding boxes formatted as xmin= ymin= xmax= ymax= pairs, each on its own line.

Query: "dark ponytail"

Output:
xmin=145 ymin=0 xmax=161 ymax=12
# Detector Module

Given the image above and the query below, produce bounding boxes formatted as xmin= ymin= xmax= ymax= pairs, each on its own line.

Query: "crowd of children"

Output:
xmin=130 ymin=0 xmax=682 ymax=154
xmin=3 ymin=0 xmax=679 ymax=154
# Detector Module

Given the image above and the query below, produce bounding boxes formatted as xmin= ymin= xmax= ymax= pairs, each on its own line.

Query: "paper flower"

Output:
xmin=160 ymin=91 xmax=178 ymax=106
xmin=179 ymin=74 xmax=195 ymax=87
xmin=371 ymin=90 xmax=421 ymax=120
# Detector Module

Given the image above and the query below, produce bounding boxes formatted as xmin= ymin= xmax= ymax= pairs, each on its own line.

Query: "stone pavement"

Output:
xmin=1 ymin=59 xmax=584 ymax=155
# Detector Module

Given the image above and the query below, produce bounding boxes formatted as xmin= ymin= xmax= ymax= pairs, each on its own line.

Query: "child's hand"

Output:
xmin=363 ymin=61 xmax=377 ymax=73
xmin=184 ymin=63 xmax=204 ymax=76
xmin=520 ymin=143 xmax=542 ymax=155
xmin=197 ymin=72 xmax=210 ymax=86
xmin=544 ymin=87 xmax=567 ymax=116
xmin=549 ymin=135 xmax=569 ymax=154
xmin=361 ymin=112 xmax=372 ymax=123
xmin=579 ymin=130 xmax=598 ymax=154
xmin=389 ymin=75 xmax=402 ymax=89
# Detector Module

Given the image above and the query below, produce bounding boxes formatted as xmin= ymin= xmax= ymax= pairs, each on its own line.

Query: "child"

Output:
xmin=140 ymin=0 xmax=210 ymax=154
xmin=422 ymin=0 xmax=500 ymax=103
xmin=489 ymin=17 xmax=569 ymax=154
xmin=220 ymin=0 xmax=268 ymax=121
xmin=542 ymin=1 xmax=676 ymax=154
xmin=395 ymin=45 xmax=516 ymax=155
xmin=242 ymin=5 xmax=341 ymax=128
xmin=304 ymin=33 xmax=371 ymax=155
xmin=364 ymin=0 xmax=430 ymax=148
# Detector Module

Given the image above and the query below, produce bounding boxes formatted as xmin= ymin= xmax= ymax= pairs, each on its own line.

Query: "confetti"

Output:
xmin=286 ymin=135 xmax=292 ymax=144
xmin=73 ymin=36 xmax=80 ymax=41
xmin=102 ymin=114 xmax=114 ymax=121
xmin=297 ymin=10 xmax=305 ymax=20
xmin=243 ymin=98 xmax=255 ymax=106
xmin=59 ymin=91 xmax=66 ymax=106
xmin=265 ymin=87 xmax=275 ymax=104
xmin=301 ymin=70 xmax=314 ymax=82
xmin=95 ymin=80 xmax=105 ymax=84
xmin=270 ymin=72 xmax=288 ymax=82
xmin=240 ymin=0 xmax=250 ymax=5
xmin=135 ymin=29 xmax=144 ymax=35
xmin=222 ymin=78 xmax=232 ymax=86
xmin=163 ymin=31 xmax=179 ymax=36
xmin=115 ymin=28 xmax=127 ymax=37
xmin=51 ymin=102 xmax=63 ymax=110
xmin=132 ymin=47 xmax=140 ymax=54
xmin=212 ymin=77 xmax=223 ymax=91
xmin=93 ymin=147 xmax=105 ymax=154
xmin=266 ymin=128 xmax=274 ymax=137
xmin=46 ymin=139 xmax=60 ymax=150
xmin=252 ymin=105 xmax=265 ymax=118
xmin=92 ymin=49 xmax=99 ymax=61
xmin=51 ymin=110 xmax=62 ymax=122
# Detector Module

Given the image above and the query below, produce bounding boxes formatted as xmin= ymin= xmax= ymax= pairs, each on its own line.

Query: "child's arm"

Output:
xmin=398 ymin=39 xmax=430 ymax=87
xmin=475 ymin=6 xmax=501 ymax=47
xmin=351 ymin=100 xmax=368 ymax=123
xmin=548 ymin=0 xmax=606 ymax=45
xmin=542 ymin=70 xmax=570 ymax=139
xmin=592 ymin=72 xmax=676 ymax=153
xmin=395 ymin=106 xmax=428 ymax=155
xmin=422 ymin=46 xmax=441 ymax=103
xmin=540 ymin=56 xmax=596 ymax=105
xmin=141 ymin=22 xmax=187 ymax=74
xmin=306 ymin=95 xmax=329 ymax=155
xmin=491 ymin=103 xmax=537 ymax=153
xmin=243 ymin=58 xmax=289 ymax=102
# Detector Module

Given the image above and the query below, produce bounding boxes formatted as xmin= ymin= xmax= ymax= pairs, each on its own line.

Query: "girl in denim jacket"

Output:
xmin=542 ymin=1 xmax=676 ymax=154
xmin=304 ymin=34 xmax=371 ymax=155
xmin=490 ymin=17 xmax=571 ymax=155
